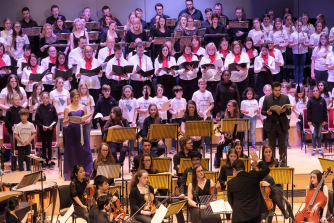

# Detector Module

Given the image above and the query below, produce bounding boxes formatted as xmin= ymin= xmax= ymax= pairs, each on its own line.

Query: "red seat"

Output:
xmin=2 ymin=123 xmax=12 ymax=149
xmin=35 ymin=126 xmax=58 ymax=150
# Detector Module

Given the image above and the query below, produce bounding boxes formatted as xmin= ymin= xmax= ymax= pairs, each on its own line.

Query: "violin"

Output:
xmin=110 ymin=199 xmax=126 ymax=222
xmin=143 ymin=182 xmax=156 ymax=214
xmin=260 ymin=184 xmax=273 ymax=210
xmin=295 ymin=167 xmax=331 ymax=223
xmin=84 ymin=173 xmax=95 ymax=206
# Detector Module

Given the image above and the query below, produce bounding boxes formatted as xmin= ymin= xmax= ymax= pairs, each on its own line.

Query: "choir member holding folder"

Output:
xmin=177 ymin=43 xmax=199 ymax=101
xmin=76 ymin=45 xmax=102 ymax=108
xmin=200 ymin=42 xmax=223 ymax=98
xmin=41 ymin=46 xmax=57 ymax=92
xmin=98 ymin=36 xmax=116 ymax=65
xmin=225 ymin=41 xmax=250 ymax=99
xmin=17 ymin=44 xmax=31 ymax=78
xmin=21 ymin=54 xmax=44 ymax=98
xmin=266 ymin=38 xmax=284 ymax=83
xmin=129 ymin=42 xmax=154 ymax=98
xmin=0 ymin=43 xmax=12 ymax=81
xmin=105 ymin=44 xmax=130 ymax=101
xmin=154 ymin=44 xmax=177 ymax=99
xmin=52 ymin=52 xmax=73 ymax=91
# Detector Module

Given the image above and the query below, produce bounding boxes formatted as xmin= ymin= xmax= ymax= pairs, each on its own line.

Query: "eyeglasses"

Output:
xmin=143 ymin=159 xmax=151 ymax=162
xmin=186 ymin=142 xmax=193 ymax=145
xmin=196 ymin=169 xmax=204 ymax=173
xmin=101 ymin=149 xmax=109 ymax=152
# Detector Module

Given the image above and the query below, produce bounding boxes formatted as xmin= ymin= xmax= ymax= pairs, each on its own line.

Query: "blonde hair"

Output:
xmin=263 ymin=84 xmax=272 ymax=92
xmin=198 ymin=78 xmax=207 ymax=84
xmin=83 ymin=46 xmax=93 ymax=58
xmin=125 ymin=12 xmax=136 ymax=31
xmin=79 ymin=83 xmax=91 ymax=106
xmin=205 ymin=42 xmax=218 ymax=57
xmin=72 ymin=18 xmax=83 ymax=32
xmin=131 ymin=17 xmax=143 ymax=33
xmin=42 ymin=23 xmax=56 ymax=38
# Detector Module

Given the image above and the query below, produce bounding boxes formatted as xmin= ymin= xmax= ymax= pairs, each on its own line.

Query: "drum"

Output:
xmin=1 ymin=171 xmax=31 ymax=191
xmin=13 ymin=181 xmax=57 ymax=215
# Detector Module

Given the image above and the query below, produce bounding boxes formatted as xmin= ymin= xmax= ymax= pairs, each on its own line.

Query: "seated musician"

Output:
xmin=137 ymin=153 xmax=158 ymax=174
xmin=89 ymin=175 xmax=119 ymax=223
xmin=102 ymin=106 xmax=129 ymax=164
xmin=187 ymin=165 xmax=221 ymax=223
xmin=70 ymin=165 xmax=93 ymax=222
xmin=133 ymin=138 xmax=158 ymax=172
xmin=234 ymin=140 xmax=248 ymax=158
xmin=142 ymin=104 xmax=166 ymax=157
xmin=173 ymin=136 xmax=194 ymax=177
xmin=129 ymin=170 xmax=155 ymax=223
xmin=251 ymin=162 xmax=293 ymax=222
xmin=261 ymin=145 xmax=279 ymax=167
xmin=95 ymin=195 xmax=124 ymax=223
xmin=5 ymin=197 xmax=34 ymax=223
xmin=93 ymin=143 xmax=117 ymax=185
xmin=180 ymin=100 xmax=204 ymax=151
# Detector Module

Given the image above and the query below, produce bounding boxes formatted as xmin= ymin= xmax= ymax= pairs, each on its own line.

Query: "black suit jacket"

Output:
xmin=227 ymin=161 xmax=270 ymax=223
xmin=261 ymin=94 xmax=291 ymax=132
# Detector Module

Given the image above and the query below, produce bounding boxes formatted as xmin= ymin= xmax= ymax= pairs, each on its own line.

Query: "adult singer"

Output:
xmin=261 ymin=81 xmax=290 ymax=166
xmin=227 ymin=151 xmax=270 ymax=223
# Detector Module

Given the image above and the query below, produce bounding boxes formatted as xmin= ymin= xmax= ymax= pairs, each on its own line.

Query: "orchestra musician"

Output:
xmin=173 ymin=136 xmax=194 ymax=178
xmin=187 ymin=164 xmax=221 ymax=223
xmin=133 ymin=138 xmax=158 ymax=171
xmin=129 ymin=169 xmax=155 ymax=223
xmin=137 ymin=153 xmax=158 ymax=174
xmin=95 ymin=195 xmax=124 ymax=223
xmin=93 ymin=143 xmax=117 ymax=185
xmin=5 ymin=197 xmax=34 ymax=223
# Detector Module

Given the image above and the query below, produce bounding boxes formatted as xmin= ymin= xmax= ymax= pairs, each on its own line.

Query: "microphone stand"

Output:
xmin=193 ymin=191 xmax=202 ymax=223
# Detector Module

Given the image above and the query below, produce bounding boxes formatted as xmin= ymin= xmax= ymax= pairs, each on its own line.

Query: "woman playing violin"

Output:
xmin=129 ymin=169 xmax=155 ymax=223
xmin=188 ymin=165 xmax=221 ymax=223
xmin=70 ymin=164 xmax=93 ymax=222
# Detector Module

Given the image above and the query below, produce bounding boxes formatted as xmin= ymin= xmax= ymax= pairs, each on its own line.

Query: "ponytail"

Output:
xmin=5 ymin=197 xmax=19 ymax=218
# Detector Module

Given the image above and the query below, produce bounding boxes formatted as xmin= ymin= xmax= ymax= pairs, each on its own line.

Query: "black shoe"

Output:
xmin=92 ymin=125 xmax=98 ymax=129
xmin=42 ymin=164 xmax=47 ymax=170
xmin=49 ymin=164 xmax=54 ymax=170
xmin=284 ymin=197 xmax=295 ymax=221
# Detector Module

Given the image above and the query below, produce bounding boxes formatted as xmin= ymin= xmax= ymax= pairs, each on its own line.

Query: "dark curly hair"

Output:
xmin=242 ymin=87 xmax=256 ymax=100
xmin=318 ymin=81 xmax=330 ymax=98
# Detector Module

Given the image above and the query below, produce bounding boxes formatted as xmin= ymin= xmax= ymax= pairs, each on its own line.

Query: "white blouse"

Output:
xmin=289 ymin=31 xmax=309 ymax=54
xmin=154 ymin=56 xmax=177 ymax=77
xmin=268 ymin=30 xmax=289 ymax=53
xmin=224 ymin=52 xmax=250 ymax=82
xmin=76 ymin=58 xmax=101 ymax=89
xmin=21 ymin=66 xmax=45 ymax=92
xmin=200 ymin=54 xmax=223 ymax=82
xmin=176 ymin=55 xmax=199 ymax=80
xmin=254 ymin=54 xmax=275 ymax=74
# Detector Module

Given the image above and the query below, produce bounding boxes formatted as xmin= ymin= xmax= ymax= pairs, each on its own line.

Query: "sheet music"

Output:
xmin=246 ymin=108 xmax=257 ymax=118
xmin=151 ymin=205 xmax=168 ymax=223
xmin=59 ymin=204 xmax=74 ymax=223
xmin=97 ymin=164 xmax=121 ymax=179
xmin=176 ymin=104 xmax=185 ymax=117
xmin=94 ymin=113 xmax=103 ymax=119
xmin=160 ymin=100 xmax=171 ymax=112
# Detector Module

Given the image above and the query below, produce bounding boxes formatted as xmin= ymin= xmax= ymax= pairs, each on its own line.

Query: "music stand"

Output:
xmin=165 ymin=200 xmax=187 ymax=217
xmin=115 ymin=29 xmax=125 ymax=38
xmin=174 ymin=31 xmax=182 ymax=39
xmin=186 ymin=171 xmax=216 ymax=186
xmin=229 ymin=21 xmax=249 ymax=28
xmin=144 ymin=29 xmax=150 ymax=37
xmin=194 ymin=20 xmax=201 ymax=29
xmin=154 ymin=37 xmax=177 ymax=45
xmin=185 ymin=121 xmax=214 ymax=170
xmin=88 ymin=31 xmax=99 ymax=41
xmin=55 ymin=33 xmax=71 ymax=41
xmin=199 ymin=193 xmax=232 ymax=217
xmin=115 ymin=42 xmax=129 ymax=48
xmin=197 ymin=28 xmax=206 ymax=37
xmin=107 ymin=127 xmax=136 ymax=172
xmin=166 ymin=18 xmax=177 ymax=27
xmin=97 ymin=164 xmax=121 ymax=179
xmin=152 ymin=157 xmax=172 ymax=173
xmin=180 ymin=36 xmax=192 ymax=49
xmin=64 ymin=21 xmax=73 ymax=29
xmin=220 ymin=16 xmax=227 ymax=26
xmin=148 ymin=173 xmax=172 ymax=191
xmin=179 ymin=158 xmax=209 ymax=174
xmin=59 ymin=204 xmax=74 ymax=223
xmin=149 ymin=124 xmax=178 ymax=156
xmin=220 ymin=119 xmax=250 ymax=156
xmin=22 ymin=27 xmax=42 ymax=36
xmin=86 ymin=22 xmax=100 ymax=30
xmin=269 ymin=167 xmax=295 ymax=208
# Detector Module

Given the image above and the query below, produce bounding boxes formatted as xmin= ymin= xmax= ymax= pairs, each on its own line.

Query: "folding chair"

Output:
xmin=301 ymin=109 xmax=330 ymax=153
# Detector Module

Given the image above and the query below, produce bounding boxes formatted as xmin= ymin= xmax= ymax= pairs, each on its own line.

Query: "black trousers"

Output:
xmin=109 ymin=79 xmax=128 ymax=101
xmin=151 ymin=141 xmax=165 ymax=157
xmin=43 ymin=84 xmax=54 ymax=93
xmin=130 ymin=80 xmax=154 ymax=99
xmin=157 ymin=75 xmax=175 ymax=99
xmin=267 ymin=122 xmax=287 ymax=164
xmin=236 ymin=76 xmax=249 ymax=99
xmin=89 ymin=88 xmax=100 ymax=127
xmin=73 ymin=205 xmax=89 ymax=222
xmin=179 ymin=78 xmax=198 ymax=101
xmin=256 ymin=71 xmax=273 ymax=99
xmin=216 ymin=138 xmax=232 ymax=168
xmin=40 ymin=128 xmax=54 ymax=163
xmin=272 ymin=72 xmax=282 ymax=83
xmin=134 ymin=214 xmax=152 ymax=223
xmin=109 ymin=142 xmax=128 ymax=164
xmin=18 ymin=145 xmax=31 ymax=171
xmin=207 ymin=81 xmax=219 ymax=117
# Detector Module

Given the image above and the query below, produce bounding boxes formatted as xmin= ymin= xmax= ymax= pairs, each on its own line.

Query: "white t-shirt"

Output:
xmin=283 ymin=25 xmax=295 ymax=38
xmin=14 ymin=121 xmax=36 ymax=146
xmin=153 ymin=96 xmax=169 ymax=120
xmin=119 ymin=98 xmax=139 ymax=123
xmin=269 ymin=30 xmax=288 ymax=53
xmin=312 ymin=46 xmax=332 ymax=71
xmin=28 ymin=96 xmax=40 ymax=121
xmin=329 ymin=27 xmax=334 ymax=38
xmin=50 ymin=89 xmax=70 ymax=119
xmin=286 ymin=94 xmax=296 ymax=120
xmin=248 ymin=29 xmax=267 ymax=45
xmin=289 ymin=31 xmax=309 ymax=54
xmin=5 ymin=35 xmax=30 ymax=59
xmin=0 ymin=87 xmax=27 ymax=116
xmin=137 ymin=97 xmax=155 ymax=123
xmin=80 ymin=95 xmax=95 ymax=114
xmin=240 ymin=99 xmax=259 ymax=117
xmin=261 ymin=23 xmax=273 ymax=36
xmin=192 ymin=90 xmax=214 ymax=117
xmin=170 ymin=97 xmax=187 ymax=119
xmin=259 ymin=96 xmax=266 ymax=120
xmin=302 ymin=24 xmax=315 ymax=37
xmin=309 ymin=32 xmax=324 ymax=47
xmin=321 ymin=92 xmax=332 ymax=107
xmin=295 ymin=97 xmax=308 ymax=115
xmin=326 ymin=52 xmax=334 ymax=82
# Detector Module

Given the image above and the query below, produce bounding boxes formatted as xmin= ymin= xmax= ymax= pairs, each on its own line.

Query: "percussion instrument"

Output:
xmin=1 ymin=171 xmax=31 ymax=191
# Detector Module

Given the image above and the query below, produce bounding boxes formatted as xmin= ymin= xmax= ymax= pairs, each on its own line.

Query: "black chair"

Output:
xmin=56 ymin=185 xmax=79 ymax=223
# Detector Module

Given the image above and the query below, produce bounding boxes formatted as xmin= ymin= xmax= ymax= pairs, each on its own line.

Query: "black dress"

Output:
xmin=100 ymin=31 xmax=121 ymax=43
xmin=189 ymin=179 xmax=221 ymax=223
xmin=39 ymin=36 xmax=59 ymax=58
xmin=73 ymin=31 xmax=86 ymax=49
xmin=129 ymin=185 xmax=155 ymax=223
xmin=6 ymin=213 xmax=21 ymax=223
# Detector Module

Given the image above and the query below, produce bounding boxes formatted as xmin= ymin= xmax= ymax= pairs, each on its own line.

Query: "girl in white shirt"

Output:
xmin=154 ymin=44 xmax=177 ymax=99
xmin=326 ymin=48 xmax=334 ymax=90
xmin=316 ymin=14 xmax=328 ymax=35
xmin=309 ymin=22 xmax=325 ymax=50
xmin=0 ymin=43 xmax=11 ymax=87
xmin=191 ymin=36 xmax=205 ymax=57
xmin=17 ymin=44 xmax=31 ymax=78
xmin=318 ymin=81 xmax=332 ymax=109
xmin=137 ymin=85 xmax=155 ymax=129
xmin=269 ymin=18 xmax=289 ymax=54
xmin=5 ymin=22 xmax=30 ymax=66
xmin=153 ymin=84 xmax=168 ymax=123
xmin=266 ymin=38 xmax=284 ymax=83
xmin=261 ymin=14 xmax=273 ymax=37
xmin=282 ymin=14 xmax=295 ymax=39
xmin=293 ymin=86 xmax=308 ymax=146
xmin=301 ymin=12 xmax=315 ymax=38
xmin=0 ymin=18 xmax=13 ymax=42
xmin=176 ymin=43 xmax=199 ymax=101
xmin=254 ymin=43 xmax=275 ymax=98
xmin=242 ymin=37 xmax=258 ymax=89
xmin=79 ymin=83 xmax=94 ymax=135
xmin=311 ymin=33 xmax=331 ymax=84
xmin=248 ymin=18 xmax=267 ymax=48
xmin=218 ymin=37 xmax=230 ymax=59
xmin=21 ymin=53 xmax=44 ymax=97
xmin=240 ymin=87 xmax=258 ymax=150
xmin=51 ymin=52 xmax=73 ymax=91
xmin=289 ymin=19 xmax=309 ymax=86
xmin=224 ymin=41 xmax=250 ymax=97
xmin=28 ymin=83 xmax=42 ymax=123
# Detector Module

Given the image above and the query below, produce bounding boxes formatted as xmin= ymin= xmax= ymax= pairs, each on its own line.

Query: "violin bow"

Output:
xmin=123 ymin=202 xmax=147 ymax=223
xmin=156 ymin=186 xmax=179 ymax=209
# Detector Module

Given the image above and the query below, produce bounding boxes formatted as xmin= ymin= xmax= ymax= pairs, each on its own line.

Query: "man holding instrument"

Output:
xmin=95 ymin=195 xmax=124 ymax=223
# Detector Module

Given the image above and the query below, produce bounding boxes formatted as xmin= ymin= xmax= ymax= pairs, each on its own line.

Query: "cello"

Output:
xmin=295 ymin=167 xmax=331 ymax=223
xmin=260 ymin=184 xmax=273 ymax=210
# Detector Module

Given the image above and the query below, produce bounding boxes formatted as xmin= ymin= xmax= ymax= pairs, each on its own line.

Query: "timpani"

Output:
xmin=1 ymin=171 xmax=31 ymax=191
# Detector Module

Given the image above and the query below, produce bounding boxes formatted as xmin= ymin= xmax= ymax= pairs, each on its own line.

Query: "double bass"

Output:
xmin=295 ymin=167 xmax=331 ymax=223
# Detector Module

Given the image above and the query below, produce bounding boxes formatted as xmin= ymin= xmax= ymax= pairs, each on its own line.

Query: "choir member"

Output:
xmin=51 ymin=52 xmax=72 ymax=91
xmin=69 ymin=18 xmax=89 ymax=50
xmin=230 ymin=7 xmax=248 ymax=42
xmin=68 ymin=36 xmax=87 ymax=70
xmin=40 ymin=46 xmax=57 ymax=92
xmin=316 ymin=14 xmax=328 ymax=34
xmin=149 ymin=3 xmax=171 ymax=29
xmin=150 ymin=16 xmax=171 ymax=41
xmin=177 ymin=43 xmax=199 ymax=101
xmin=5 ymin=22 xmax=29 ymax=66
xmin=262 ymin=14 xmax=273 ymax=36
xmin=218 ymin=37 xmax=230 ymax=59
xmin=17 ymin=44 xmax=31 ymax=78
xmin=214 ymin=3 xmax=230 ymax=28
xmin=82 ymin=7 xmax=93 ymax=22
xmin=181 ymin=15 xmax=198 ymax=37
xmin=39 ymin=23 xmax=59 ymax=59
xmin=100 ymin=15 xmax=113 ymax=33
xmin=302 ymin=12 xmax=315 ymax=38
xmin=98 ymin=36 xmax=116 ymax=64
xmin=178 ymin=0 xmax=204 ymax=21
xmin=282 ymin=14 xmax=295 ymax=39
xmin=311 ymin=33 xmax=331 ymax=84
xmin=326 ymin=44 xmax=334 ymax=90
xmin=0 ymin=43 xmax=11 ymax=82
xmin=175 ymin=13 xmax=187 ymax=33
xmin=309 ymin=21 xmax=325 ymax=50
xmin=154 ymin=44 xmax=177 ymax=99
xmin=224 ymin=41 xmax=250 ymax=98
xmin=20 ymin=7 xmax=38 ymax=54
xmin=100 ymin=20 xmax=121 ymax=46
xmin=204 ymin=13 xmax=227 ymax=48
xmin=201 ymin=8 xmax=213 ymax=29
xmin=46 ymin=5 xmax=66 ymax=26
xmin=98 ymin=6 xmax=122 ymax=27
xmin=124 ymin=12 xmax=136 ymax=32
xmin=266 ymin=9 xmax=274 ymax=26
xmin=53 ymin=16 xmax=70 ymax=54
xmin=269 ymin=18 xmax=289 ymax=54
xmin=129 ymin=42 xmax=154 ymax=98
xmin=242 ymin=37 xmax=257 ymax=89
xmin=105 ymin=44 xmax=129 ymax=101
xmin=1 ymin=18 xmax=12 ymax=42
xmin=192 ymin=36 xmax=205 ymax=56
xmin=248 ymin=18 xmax=267 ymax=49
xmin=21 ymin=54 xmax=44 ymax=98
xmin=135 ymin=8 xmax=148 ymax=30
xmin=266 ymin=38 xmax=284 ymax=83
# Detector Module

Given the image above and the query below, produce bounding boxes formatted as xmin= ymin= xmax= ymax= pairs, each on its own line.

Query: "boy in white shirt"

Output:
xmin=281 ymin=82 xmax=295 ymax=149
xmin=192 ymin=78 xmax=214 ymax=152
xmin=169 ymin=86 xmax=187 ymax=153
xmin=14 ymin=108 xmax=36 ymax=171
